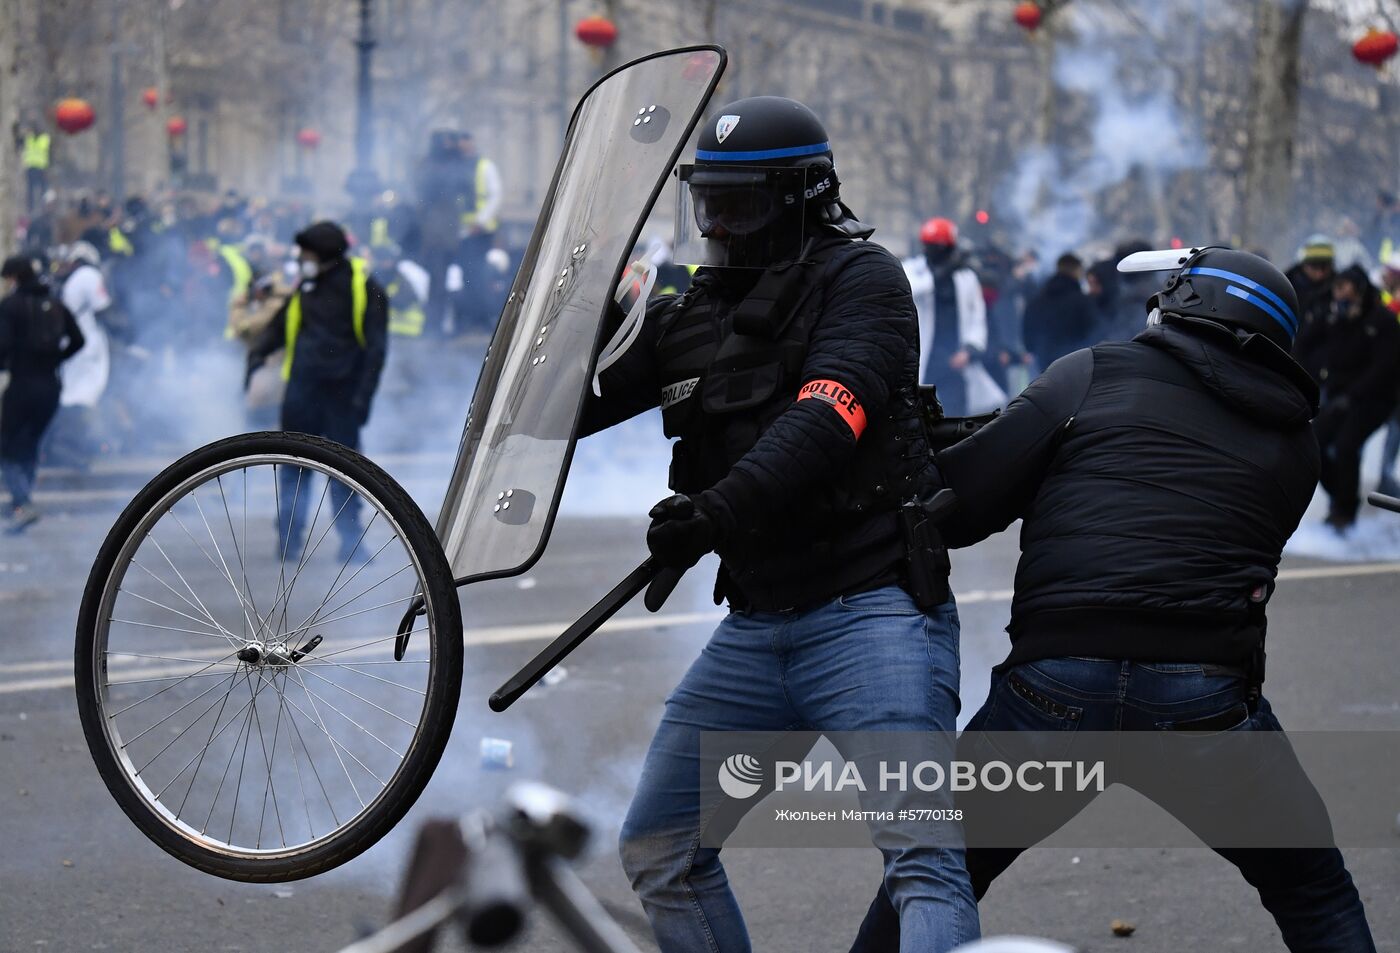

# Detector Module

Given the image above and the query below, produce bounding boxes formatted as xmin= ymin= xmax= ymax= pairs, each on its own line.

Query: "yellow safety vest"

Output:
xmin=22 ymin=133 xmax=50 ymax=170
xmin=218 ymin=245 xmax=255 ymax=339
xmin=282 ymin=258 xmax=369 ymax=380
xmin=370 ymin=217 xmax=391 ymax=248
xmin=460 ymin=157 xmax=498 ymax=232
xmin=218 ymin=245 xmax=253 ymax=305
xmin=108 ymin=227 xmax=134 ymax=256
xmin=385 ymin=279 xmax=425 ymax=337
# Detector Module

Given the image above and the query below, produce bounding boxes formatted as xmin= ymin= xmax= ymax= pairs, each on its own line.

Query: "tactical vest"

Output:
xmin=650 ymin=237 xmax=936 ymax=608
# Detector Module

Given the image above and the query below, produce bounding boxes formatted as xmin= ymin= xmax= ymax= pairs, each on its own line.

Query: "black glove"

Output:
xmin=646 ymin=494 xmax=717 ymax=570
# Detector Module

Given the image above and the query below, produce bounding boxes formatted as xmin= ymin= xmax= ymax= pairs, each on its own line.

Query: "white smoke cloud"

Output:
xmin=1002 ymin=4 xmax=1207 ymax=260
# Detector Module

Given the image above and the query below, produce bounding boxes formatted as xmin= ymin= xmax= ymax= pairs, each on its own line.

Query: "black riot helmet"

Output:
xmin=673 ymin=96 xmax=869 ymax=268
xmin=1120 ymin=245 xmax=1301 ymax=351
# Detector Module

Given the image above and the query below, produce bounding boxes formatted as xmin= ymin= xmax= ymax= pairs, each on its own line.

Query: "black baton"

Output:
xmin=488 ymin=559 xmax=685 ymax=712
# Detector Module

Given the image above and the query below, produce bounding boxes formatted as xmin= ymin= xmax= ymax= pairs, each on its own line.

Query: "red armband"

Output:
xmin=797 ymin=379 xmax=867 ymax=439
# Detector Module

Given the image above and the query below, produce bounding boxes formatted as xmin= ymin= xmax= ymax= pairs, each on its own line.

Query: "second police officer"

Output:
xmin=579 ymin=96 xmax=980 ymax=951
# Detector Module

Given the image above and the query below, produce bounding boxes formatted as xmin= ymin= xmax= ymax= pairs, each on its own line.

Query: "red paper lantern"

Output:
xmin=296 ymin=127 xmax=322 ymax=150
xmin=574 ymin=14 xmax=617 ymax=48
xmin=141 ymin=87 xmax=159 ymax=110
xmin=54 ymin=98 xmax=96 ymax=134
xmin=1353 ymin=28 xmax=1399 ymax=68
xmin=1013 ymin=1 xmax=1043 ymax=31
xmin=166 ymin=115 xmax=188 ymax=138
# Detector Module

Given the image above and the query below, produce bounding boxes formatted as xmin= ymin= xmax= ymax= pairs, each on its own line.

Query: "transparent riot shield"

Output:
xmin=436 ymin=47 xmax=726 ymax=580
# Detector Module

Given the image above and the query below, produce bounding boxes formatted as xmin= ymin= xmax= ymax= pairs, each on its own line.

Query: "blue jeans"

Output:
xmin=851 ymin=658 xmax=1376 ymax=953
xmin=277 ymin=378 xmax=364 ymax=552
xmin=619 ymin=586 xmax=979 ymax=953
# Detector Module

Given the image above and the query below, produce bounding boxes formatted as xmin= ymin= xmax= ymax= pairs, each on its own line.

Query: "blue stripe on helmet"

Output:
xmin=694 ymin=141 xmax=831 ymax=162
xmin=1185 ymin=266 xmax=1299 ymax=331
xmin=1225 ymin=285 xmax=1297 ymax=336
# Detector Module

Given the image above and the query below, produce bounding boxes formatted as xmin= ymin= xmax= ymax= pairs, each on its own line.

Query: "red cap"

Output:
xmin=920 ymin=217 xmax=958 ymax=247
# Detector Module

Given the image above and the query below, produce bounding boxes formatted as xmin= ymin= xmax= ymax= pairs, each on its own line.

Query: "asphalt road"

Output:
xmin=2 ymin=453 xmax=1398 ymax=953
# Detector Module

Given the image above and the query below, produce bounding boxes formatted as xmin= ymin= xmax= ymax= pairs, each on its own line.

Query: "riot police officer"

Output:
xmin=578 ymin=96 xmax=978 ymax=952
xmin=850 ymin=247 xmax=1377 ymax=952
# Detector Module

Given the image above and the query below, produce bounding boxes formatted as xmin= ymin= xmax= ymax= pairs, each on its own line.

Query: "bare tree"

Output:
xmin=1240 ymin=0 xmax=1308 ymax=256
xmin=0 ymin=0 xmax=18 ymax=254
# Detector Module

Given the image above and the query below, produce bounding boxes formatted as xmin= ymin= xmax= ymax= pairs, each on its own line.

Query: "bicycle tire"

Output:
xmin=75 ymin=431 xmax=463 ymax=882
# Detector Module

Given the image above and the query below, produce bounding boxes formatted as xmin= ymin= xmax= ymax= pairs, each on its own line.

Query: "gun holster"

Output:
xmin=1244 ymin=583 xmax=1271 ymax=713
xmin=900 ymin=496 xmax=952 ymax=611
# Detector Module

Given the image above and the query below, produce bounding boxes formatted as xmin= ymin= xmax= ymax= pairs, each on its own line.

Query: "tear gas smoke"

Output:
xmin=1002 ymin=5 xmax=1206 ymax=262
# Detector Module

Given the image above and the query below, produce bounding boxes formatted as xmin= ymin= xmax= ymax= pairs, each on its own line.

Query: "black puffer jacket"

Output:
xmin=581 ymin=235 xmax=933 ymax=610
xmin=1292 ymin=269 xmax=1400 ymax=408
xmin=935 ymin=315 xmax=1320 ymax=667
xmin=1023 ymin=272 xmax=1096 ymax=367
xmin=0 ymin=280 xmax=84 ymax=378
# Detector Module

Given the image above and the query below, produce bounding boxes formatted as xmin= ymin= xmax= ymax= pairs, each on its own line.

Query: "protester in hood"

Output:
xmin=1022 ymin=253 xmax=1095 ymax=370
xmin=1084 ymin=258 xmax=1120 ymax=342
xmin=0 ymin=256 xmax=84 ymax=531
xmin=1285 ymin=235 xmax=1335 ymax=330
xmin=1293 ymin=265 xmax=1400 ymax=531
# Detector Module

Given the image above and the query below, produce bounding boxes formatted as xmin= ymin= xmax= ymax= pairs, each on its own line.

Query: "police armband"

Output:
xmin=797 ymin=379 xmax=866 ymax=439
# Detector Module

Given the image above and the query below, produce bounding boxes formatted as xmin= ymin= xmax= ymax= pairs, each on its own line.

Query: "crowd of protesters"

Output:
xmin=6 ymin=140 xmax=1400 ymax=539
xmin=0 ymin=128 xmax=513 ymax=532
xmin=905 ymin=212 xmax=1400 ymax=536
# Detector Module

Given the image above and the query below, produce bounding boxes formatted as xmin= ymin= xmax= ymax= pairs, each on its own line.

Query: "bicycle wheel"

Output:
xmin=76 ymin=431 xmax=463 ymax=882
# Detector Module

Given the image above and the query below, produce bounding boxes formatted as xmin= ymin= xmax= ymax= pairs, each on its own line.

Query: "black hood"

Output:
xmin=1042 ymin=272 xmax=1083 ymax=298
xmin=1136 ymin=315 xmax=1318 ymax=428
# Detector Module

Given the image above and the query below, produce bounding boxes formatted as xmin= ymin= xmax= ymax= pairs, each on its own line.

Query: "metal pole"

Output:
xmin=345 ymin=0 xmax=380 ymax=210
xmin=109 ymin=1 xmax=126 ymax=199
xmin=558 ymin=0 xmax=570 ymax=140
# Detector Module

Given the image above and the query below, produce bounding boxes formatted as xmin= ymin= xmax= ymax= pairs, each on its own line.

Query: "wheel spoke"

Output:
xmin=128 ymin=557 xmax=233 ymax=641
xmin=202 ymin=680 xmax=261 ymax=836
xmin=169 ymin=668 xmax=249 ymax=811
xmin=291 ymin=559 xmax=412 ymax=640
xmin=253 ymin=680 xmax=289 ymax=849
xmin=110 ymin=618 xmax=242 ymax=641
xmin=217 ymin=475 xmax=263 ymax=631
xmin=291 ymin=523 xmax=399 ymax=638
xmin=132 ymin=666 xmax=247 ymax=772
xmin=118 ymin=590 xmax=236 ymax=641
xmin=167 ymin=508 xmax=261 ymax=638
xmin=287 ymin=665 xmax=369 ymax=806
xmin=108 ymin=652 xmax=241 ymax=717
xmin=297 ymin=664 xmax=420 ymax=730
xmin=147 ymin=536 xmax=238 ymax=643
xmin=293 ymin=659 xmax=426 ymax=695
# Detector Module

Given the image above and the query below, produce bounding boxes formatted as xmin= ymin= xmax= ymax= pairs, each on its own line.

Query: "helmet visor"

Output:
xmin=673 ymin=164 xmax=805 ymax=268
